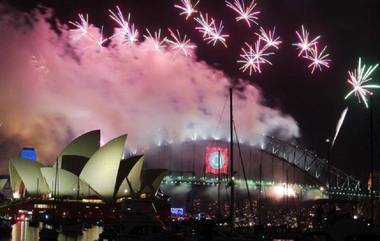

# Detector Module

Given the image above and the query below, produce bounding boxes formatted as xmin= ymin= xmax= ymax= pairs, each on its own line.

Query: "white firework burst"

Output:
xmin=305 ymin=45 xmax=331 ymax=74
xmin=144 ymin=29 xmax=167 ymax=50
xmin=195 ymin=13 xmax=229 ymax=47
xmin=195 ymin=13 xmax=215 ymax=38
xmin=174 ymin=0 xmax=200 ymax=20
xmin=293 ymin=25 xmax=320 ymax=57
xmin=237 ymin=40 xmax=274 ymax=75
xmin=69 ymin=14 xmax=91 ymax=41
xmin=226 ymin=0 xmax=260 ymax=27
xmin=255 ymin=27 xmax=282 ymax=49
xmin=109 ymin=6 xmax=139 ymax=45
xmin=166 ymin=29 xmax=196 ymax=56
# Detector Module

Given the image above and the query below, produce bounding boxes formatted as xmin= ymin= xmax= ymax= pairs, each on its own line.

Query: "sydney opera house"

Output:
xmin=5 ymin=130 xmax=167 ymax=203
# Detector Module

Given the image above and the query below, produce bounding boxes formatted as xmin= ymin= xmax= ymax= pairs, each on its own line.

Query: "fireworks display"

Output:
xmin=255 ymin=27 xmax=282 ymax=50
xmin=194 ymin=13 xmax=229 ymax=47
xmin=144 ymin=29 xmax=167 ymax=50
xmin=69 ymin=14 xmax=91 ymax=41
xmin=226 ymin=0 xmax=260 ymax=27
xmin=56 ymin=3 xmax=380 ymax=151
xmin=109 ymin=6 xmax=139 ymax=45
xmin=96 ymin=26 xmax=108 ymax=48
xmin=293 ymin=25 xmax=320 ymax=57
xmin=69 ymin=14 xmax=109 ymax=49
xmin=238 ymin=40 xmax=274 ymax=76
xmin=166 ymin=29 xmax=197 ymax=56
xmin=194 ymin=13 xmax=214 ymax=38
xmin=293 ymin=25 xmax=331 ymax=74
xmin=65 ymin=4 xmax=336 ymax=76
xmin=0 ymin=0 xmax=379 ymax=201
xmin=174 ymin=0 xmax=200 ymax=20
xmin=306 ymin=45 xmax=331 ymax=74
xmin=345 ymin=58 xmax=379 ymax=108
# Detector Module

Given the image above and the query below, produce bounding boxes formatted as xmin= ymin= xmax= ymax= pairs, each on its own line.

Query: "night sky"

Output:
xmin=3 ymin=0 xmax=380 ymax=183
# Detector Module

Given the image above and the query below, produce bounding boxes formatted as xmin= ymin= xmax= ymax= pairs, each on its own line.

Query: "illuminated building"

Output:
xmin=8 ymin=130 xmax=167 ymax=202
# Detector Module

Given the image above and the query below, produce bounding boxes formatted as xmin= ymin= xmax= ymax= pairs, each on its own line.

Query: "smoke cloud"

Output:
xmin=0 ymin=5 xmax=299 ymax=173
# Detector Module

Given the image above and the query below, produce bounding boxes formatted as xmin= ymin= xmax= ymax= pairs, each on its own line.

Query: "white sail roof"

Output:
xmin=79 ymin=134 xmax=127 ymax=200
xmin=9 ymin=158 xmax=49 ymax=195
xmin=56 ymin=130 xmax=100 ymax=169
xmin=41 ymin=167 xmax=98 ymax=198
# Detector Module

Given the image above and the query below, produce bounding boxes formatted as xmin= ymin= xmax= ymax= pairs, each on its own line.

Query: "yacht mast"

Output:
xmin=229 ymin=87 xmax=235 ymax=228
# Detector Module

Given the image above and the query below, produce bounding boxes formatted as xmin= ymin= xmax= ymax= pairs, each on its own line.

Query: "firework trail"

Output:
xmin=332 ymin=107 xmax=348 ymax=147
xmin=238 ymin=39 xmax=274 ymax=75
xmin=345 ymin=58 xmax=379 ymax=108
xmin=194 ymin=13 xmax=229 ymax=47
xmin=293 ymin=25 xmax=320 ymax=57
xmin=166 ymin=28 xmax=197 ymax=56
xmin=109 ymin=6 xmax=139 ymax=45
xmin=305 ymin=45 xmax=331 ymax=74
xmin=144 ymin=29 xmax=167 ymax=50
xmin=174 ymin=0 xmax=200 ymax=20
xmin=255 ymin=27 xmax=282 ymax=49
xmin=226 ymin=0 xmax=260 ymax=27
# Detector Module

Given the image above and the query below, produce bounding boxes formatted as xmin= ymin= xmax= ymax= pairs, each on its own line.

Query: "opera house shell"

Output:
xmin=8 ymin=130 xmax=167 ymax=202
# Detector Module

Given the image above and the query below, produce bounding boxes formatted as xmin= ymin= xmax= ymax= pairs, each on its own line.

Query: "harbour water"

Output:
xmin=0 ymin=222 xmax=101 ymax=241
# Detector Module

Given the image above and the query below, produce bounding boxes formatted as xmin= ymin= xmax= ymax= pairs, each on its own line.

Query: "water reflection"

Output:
xmin=0 ymin=222 xmax=101 ymax=241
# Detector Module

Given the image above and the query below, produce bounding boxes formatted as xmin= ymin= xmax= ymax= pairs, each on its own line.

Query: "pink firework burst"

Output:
xmin=237 ymin=40 xmax=274 ymax=75
xmin=69 ymin=14 xmax=91 ymax=41
xmin=305 ymin=45 xmax=331 ymax=74
xmin=109 ymin=6 xmax=139 ymax=45
xmin=226 ymin=0 xmax=260 ymax=28
xmin=293 ymin=25 xmax=320 ymax=57
xmin=174 ymin=0 xmax=200 ymax=20
xmin=195 ymin=13 xmax=229 ymax=47
xmin=255 ymin=27 xmax=282 ymax=49
xmin=144 ymin=29 xmax=167 ymax=50
xmin=166 ymin=29 xmax=197 ymax=56
xmin=194 ymin=13 xmax=215 ymax=38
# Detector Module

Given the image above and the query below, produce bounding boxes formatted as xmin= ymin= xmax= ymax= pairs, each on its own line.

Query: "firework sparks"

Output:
xmin=195 ymin=13 xmax=229 ymax=47
xmin=293 ymin=25 xmax=320 ymax=57
xmin=109 ymin=6 xmax=139 ymax=44
xmin=194 ymin=13 xmax=215 ymax=37
xmin=69 ymin=14 xmax=91 ymax=41
xmin=31 ymin=55 xmax=49 ymax=74
xmin=305 ymin=45 xmax=331 ymax=74
xmin=144 ymin=29 xmax=167 ymax=50
xmin=226 ymin=0 xmax=260 ymax=27
xmin=96 ymin=26 xmax=108 ymax=47
xmin=174 ymin=0 xmax=200 ymax=20
xmin=237 ymin=40 xmax=274 ymax=75
xmin=166 ymin=29 xmax=196 ymax=56
xmin=332 ymin=107 xmax=348 ymax=147
xmin=345 ymin=58 xmax=379 ymax=108
xmin=255 ymin=27 xmax=282 ymax=49
xmin=205 ymin=20 xmax=229 ymax=47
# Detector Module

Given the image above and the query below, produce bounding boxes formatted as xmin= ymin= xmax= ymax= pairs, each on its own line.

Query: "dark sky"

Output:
xmin=6 ymin=0 xmax=380 ymax=183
